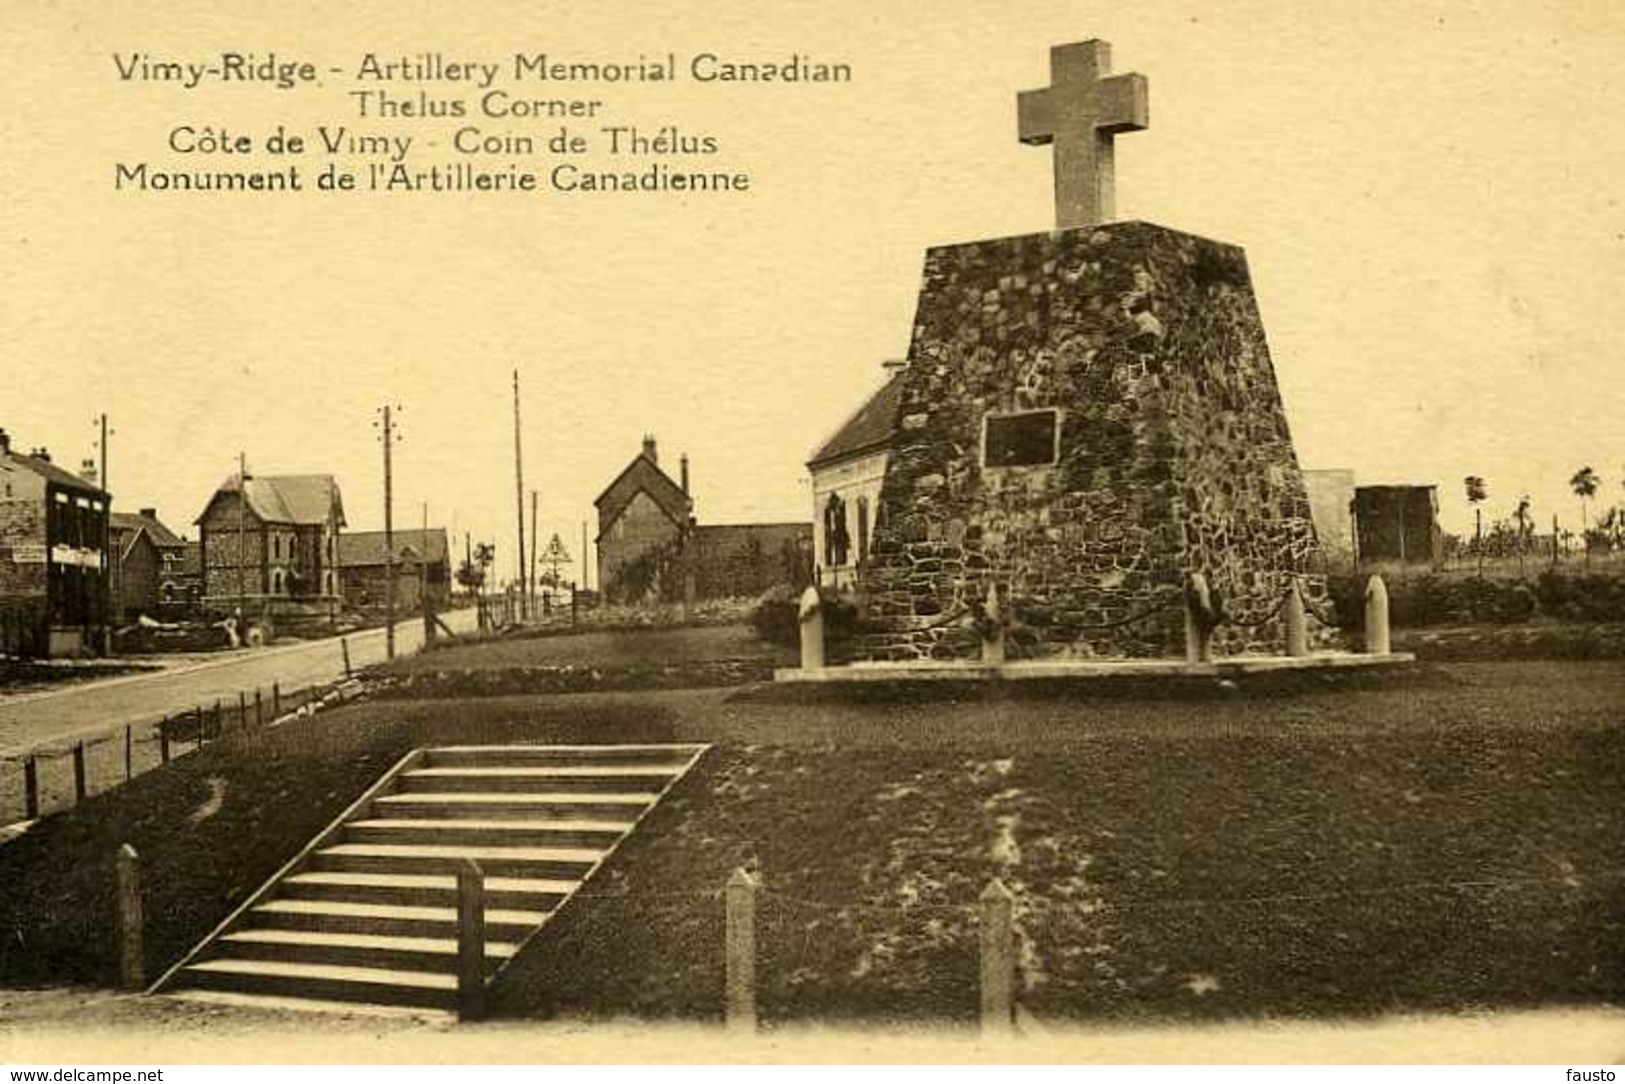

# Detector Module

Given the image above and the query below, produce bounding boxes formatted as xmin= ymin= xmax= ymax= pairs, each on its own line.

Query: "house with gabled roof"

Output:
xmin=338 ymin=527 xmax=451 ymax=612
xmin=194 ymin=473 xmax=345 ymax=617
xmin=108 ymin=506 xmax=187 ymax=619
xmin=594 ymin=437 xmax=811 ymax=603
xmin=806 ymin=365 xmax=905 ymax=588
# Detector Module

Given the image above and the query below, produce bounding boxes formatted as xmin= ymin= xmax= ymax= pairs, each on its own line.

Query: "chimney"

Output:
xmin=641 ymin=434 xmax=658 ymax=463
xmin=139 ymin=507 xmax=157 ymax=519
xmin=31 ymin=447 xmax=51 ymax=463
xmin=882 ymin=357 xmax=909 ymax=374
xmin=680 ymin=454 xmax=690 ymax=494
xmin=0 ymin=428 xmax=9 ymax=456
xmin=80 ymin=459 xmax=98 ymax=484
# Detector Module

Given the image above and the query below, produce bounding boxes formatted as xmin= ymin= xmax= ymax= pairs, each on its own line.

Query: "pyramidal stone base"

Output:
xmin=857 ymin=220 xmax=1332 ymax=661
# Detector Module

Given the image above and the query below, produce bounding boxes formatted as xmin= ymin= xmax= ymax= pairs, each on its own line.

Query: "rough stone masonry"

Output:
xmin=854 ymin=221 xmax=1332 ymax=660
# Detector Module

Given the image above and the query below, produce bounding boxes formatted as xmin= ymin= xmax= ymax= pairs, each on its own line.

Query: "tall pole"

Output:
xmin=512 ymin=370 xmax=527 ymax=612
xmin=237 ymin=451 xmax=249 ymax=619
xmin=581 ymin=520 xmax=588 ymax=591
xmin=529 ymin=490 xmax=539 ymax=605
xmin=421 ymin=501 xmax=431 ymax=618
xmin=98 ymin=414 xmax=111 ymax=653
xmin=381 ymin=406 xmax=396 ymax=660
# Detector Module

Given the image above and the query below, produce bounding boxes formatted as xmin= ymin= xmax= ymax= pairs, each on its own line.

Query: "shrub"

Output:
xmin=751 ymin=585 xmax=860 ymax=649
xmin=1327 ymin=569 xmax=1625 ymax=627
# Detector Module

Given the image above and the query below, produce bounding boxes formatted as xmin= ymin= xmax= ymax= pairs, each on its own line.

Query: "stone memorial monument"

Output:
xmin=855 ymin=39 xmax=1330 ymax=660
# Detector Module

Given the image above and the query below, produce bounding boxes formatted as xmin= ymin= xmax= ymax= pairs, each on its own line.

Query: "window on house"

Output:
xmin=823 ymin=494 xmax=850 ymax=567
xmin=983 ymin=409 xmax=1060 ymax=468
xmin=856 ymin=496 xmax=870 ymax=567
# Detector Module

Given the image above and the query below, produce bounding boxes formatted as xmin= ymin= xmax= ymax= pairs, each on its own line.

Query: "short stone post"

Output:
xmin=797 ymin=586 xmax=825 ymax=671
xmin=980 ymin=581 xmax=1006 ymax=665
xmin=456 ymin=859 xmax=486 ymax=1022
xmin=116 ymin=843 xmax=144 ymax=990
xmin=1284 ymin=579 xmax=1309 ymax=658
xmin=72 ymin=742 xmax=87 ymax=803
xmin=1184 ymin=572 xmax=1215 ymax=664
xmin=979 ymin=879 xmax=1016 ymax=1037
xmin=1364 ymin=574 xmax=1391 ymax=655
xmin=725 ymin=867 xmax=758 ymax=1034
xmin=23 ymin=756 xmax=39 ymax=820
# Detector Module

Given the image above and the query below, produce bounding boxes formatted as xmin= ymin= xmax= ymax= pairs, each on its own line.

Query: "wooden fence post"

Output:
xmin=159 ymin=717 xmax=171 ymax=764
xmin=124 ymin=726 xmax=133 ymax=782
xmin=980 ymin=879 xmax=1016 ymax=1038
xmin=24 ymin=756 xmax=39 ymax=820
xmin=238 ymin=691 xmax=247 ymax=730
xmin=341 ymin=637 xmax=352 ymax=678
xmin=272 ymin=682 xmax=281 ymax=717
xmin=254 ymin=688 xmax=263 ymax=727
xmin=725 ymin=867 xmax=758 ymax=1033
xmin=457 ymin=859 xmax=486 ymax=1022
xmin=72 ymin=742 xmax=87 ymax=804
xmin=117 ymin=843 xmax=144 ymax=990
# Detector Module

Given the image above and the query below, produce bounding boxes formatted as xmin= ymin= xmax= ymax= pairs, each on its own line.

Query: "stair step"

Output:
xmin=183 ymin=958 xmax=455 ymax=1010
xmin=281 ymin=871 xmax=577 ymax=909
xmin=344 ymin=818 xmax=631 ymax=848
xmin=425 ymin=744 xmax=704 ymax=768
xmin=398 ymin=768 xmax=675 ymax=794
xmin=311 ymin=842 xmax=602 ymax=879
xmin=376 ymin=791 xmax=660 ymax=815
xmin=249 ymin=898 xmax=548 ymax=939
xmin=216 ymin=929 xmax=518 ymax=973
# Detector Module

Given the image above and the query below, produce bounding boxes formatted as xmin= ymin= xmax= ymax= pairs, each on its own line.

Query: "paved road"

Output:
xmin=0 ymin=608 xmax=478 ymax=756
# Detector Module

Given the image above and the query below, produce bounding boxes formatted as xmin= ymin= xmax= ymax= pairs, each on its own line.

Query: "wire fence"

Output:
xmin=0 ymin=676 xmax=356 ymax=826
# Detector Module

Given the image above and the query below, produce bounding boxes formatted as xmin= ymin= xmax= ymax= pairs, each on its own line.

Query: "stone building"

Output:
xmin=854 ymin=222 xmax=1328 ymax=660
xmin=339 ymin=528 xmax=451 ymax=612
xmin=108 ymin=507 xmax=187 ymax=620
xmin=807 ymin=368 xmax=905 ymax=588
xmin=195 ymin=473 xmax=345 ymax=620
xmin=0 ymin=429 xmax=112 ymax=656
xmin=594 ymin=437 xmax=811 ymax=603
xmin=1352 ymin=484 xmax=1442 ymax=566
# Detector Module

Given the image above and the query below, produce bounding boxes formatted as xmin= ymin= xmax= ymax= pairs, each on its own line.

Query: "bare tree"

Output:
xmin=1513 ymin=494 xmax=1533 ymax=578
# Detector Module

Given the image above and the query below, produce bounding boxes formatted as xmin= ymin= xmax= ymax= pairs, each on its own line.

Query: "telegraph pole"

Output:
xmin=237 ymin=451 xmax=249 ymax=619
xmin=529 ymin=490 xmax=539 ymax=605
xmin=378 ymin=406 xmax=399 ymax=660
xmin=581 ymin=520 xmax=588 ymax=592
xmin=96 ymin=414 xmax=112 ymax=654
xmin=512 ymin=370 xmax=527 ymax=617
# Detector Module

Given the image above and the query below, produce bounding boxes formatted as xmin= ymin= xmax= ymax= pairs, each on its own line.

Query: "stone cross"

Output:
xmin=1018 ymin=39 xmax=1149 ymax=229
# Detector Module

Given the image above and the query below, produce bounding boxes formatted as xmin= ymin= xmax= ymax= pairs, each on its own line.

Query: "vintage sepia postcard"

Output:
xmin=1 ymin=0 xmax=1622 ymax=1071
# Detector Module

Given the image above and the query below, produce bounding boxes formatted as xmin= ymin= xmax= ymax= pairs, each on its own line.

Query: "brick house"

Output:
xmin=338 ymin=528 xmax=450 ymax=613
xmin=109 ymin=507 xmax=187 ymax=620
xmin=0 ymin=428 xmax=112 ymax=656
xmin=195 ymin=473 xmax=345 ymax=620
xmin=594 ymin=437 xmax=811 ymax=603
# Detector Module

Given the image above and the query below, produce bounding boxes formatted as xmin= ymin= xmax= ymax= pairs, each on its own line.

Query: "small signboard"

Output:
xmin=10 ymin=543 xmax=47 ymax=564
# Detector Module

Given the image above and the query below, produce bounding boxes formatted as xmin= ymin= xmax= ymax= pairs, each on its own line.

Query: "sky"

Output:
xmin=4 ymin=0 xmax=1624 ymax=582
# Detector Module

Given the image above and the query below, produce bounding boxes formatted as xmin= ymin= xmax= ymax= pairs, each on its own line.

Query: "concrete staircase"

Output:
xmin=156 ymin=743 xmax=708 ymax=1012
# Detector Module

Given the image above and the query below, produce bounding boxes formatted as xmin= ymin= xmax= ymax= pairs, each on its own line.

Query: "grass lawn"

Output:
xmin=396 ymin=624 xmax=791 ymax=672
xmin=0 ymin=660 xmax=1619 ymax=1027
